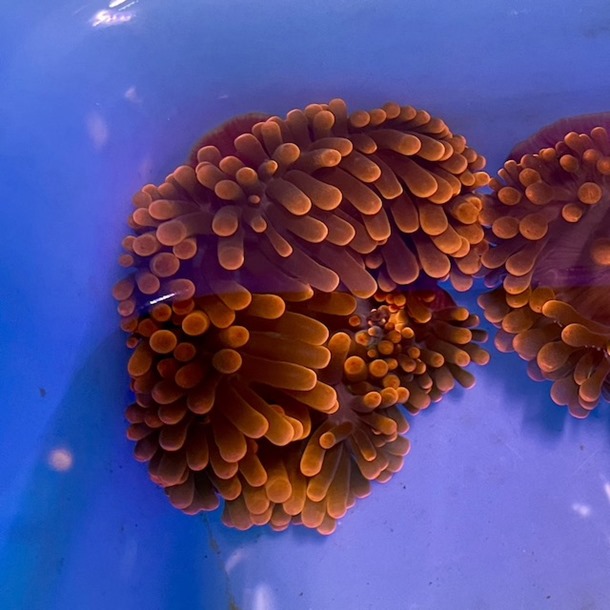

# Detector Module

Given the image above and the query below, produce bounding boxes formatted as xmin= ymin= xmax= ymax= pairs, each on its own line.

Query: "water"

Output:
xmin=2 ymin=0 xmax=610 ymax=608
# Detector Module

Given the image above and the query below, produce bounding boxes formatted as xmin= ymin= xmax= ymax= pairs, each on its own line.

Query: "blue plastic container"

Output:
xmin=2 ymin=1 xmax=610 ymax=608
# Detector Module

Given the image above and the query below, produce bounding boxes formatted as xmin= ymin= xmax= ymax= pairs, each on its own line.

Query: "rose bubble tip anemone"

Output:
xmin=114 ymin=98 xmax=490 ymax=533
xmin=478 ymin=111 xmax=610 ymax=418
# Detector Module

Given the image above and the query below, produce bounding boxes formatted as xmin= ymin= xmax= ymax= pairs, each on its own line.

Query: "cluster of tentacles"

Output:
xmin=114 ymin=98 xmax=490 ymax=533
xmin=479 ymin=115 xmax=610 ymax=418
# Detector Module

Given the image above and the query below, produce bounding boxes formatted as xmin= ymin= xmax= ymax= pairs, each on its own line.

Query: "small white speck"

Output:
xmin=86 ymin=112 xmax=109 ymax=150
xmin=571 ymin=502 xmax=592 ymax=518
xmin=124 ymin=86 xmax=142 ymax=104
xmin=48 ymin=447 xmax=74 ymax=472
xmin=145 ymin=293 xmax=177 ymax=306
xmin=91 ymin=8 xmax=134 ymax=27
xmin=251 ymin=583 xmax=277 ymax=610
xmin=225 ymin=549 xmax=246 ymax=574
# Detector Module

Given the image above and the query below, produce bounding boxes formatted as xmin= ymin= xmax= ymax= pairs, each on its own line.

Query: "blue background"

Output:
xmin=2 ymin=0 xmax=610 ymax=608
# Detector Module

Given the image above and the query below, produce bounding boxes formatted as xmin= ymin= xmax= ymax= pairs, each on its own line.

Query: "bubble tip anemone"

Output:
xmin=480 ymin=113 xmax=610 ymax=417
xmin=115 ymin=97 xmax=490 ymax=533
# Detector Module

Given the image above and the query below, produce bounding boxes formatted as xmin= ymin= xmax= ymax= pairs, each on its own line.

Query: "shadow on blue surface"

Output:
xmin=0 ymin=332 xmax=229 ymax=610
